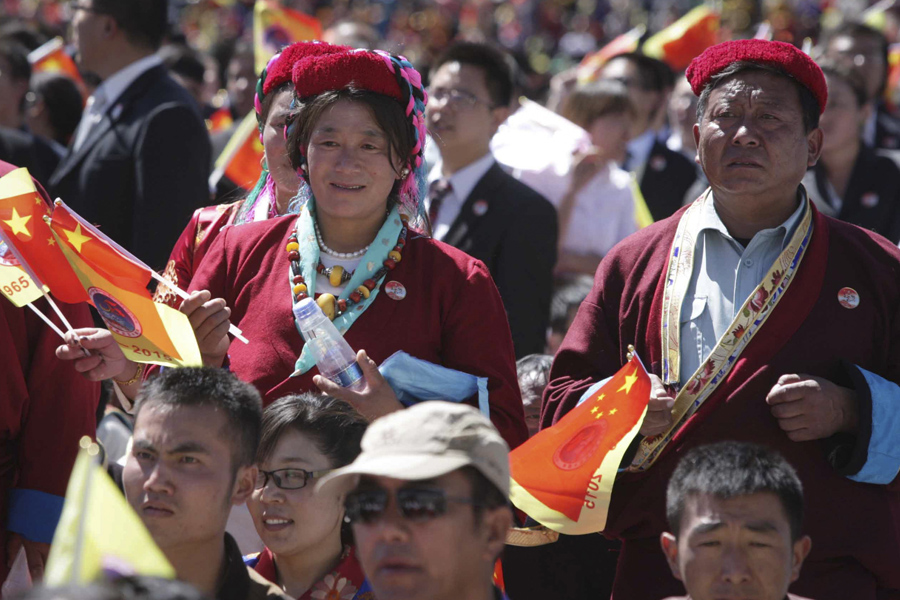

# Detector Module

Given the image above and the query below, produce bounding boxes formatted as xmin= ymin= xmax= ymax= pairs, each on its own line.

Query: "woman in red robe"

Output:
xmin=59 ymin=45 xmax=528 ymax=450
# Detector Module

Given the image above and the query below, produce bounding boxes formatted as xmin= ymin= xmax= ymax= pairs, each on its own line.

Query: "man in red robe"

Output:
xmin=543 ymin=40 xmax=900 ymax=600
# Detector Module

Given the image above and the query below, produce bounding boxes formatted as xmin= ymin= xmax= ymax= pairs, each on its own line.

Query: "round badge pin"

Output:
xmin=837 ymin=287 xmax=860 ymax=309
xmin=385 ymin=281 xmax=407 ymax=301
xmin=861 ymin=192 xmax=879 ymax=208
xmin=473 ymin=200 xmax=489 ymax=216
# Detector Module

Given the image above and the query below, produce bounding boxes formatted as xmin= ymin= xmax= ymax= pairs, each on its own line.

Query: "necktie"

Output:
xmin=427 ymin=178 xmax=453 ymax=225
xmin=72 ymin=88 xmax=108 ymax=152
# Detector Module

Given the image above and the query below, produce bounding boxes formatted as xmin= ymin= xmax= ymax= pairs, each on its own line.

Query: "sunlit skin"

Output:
xmin=660 ymin=493 xmax=812 ymax=600
xmin=122 ymin=404 xmax=256 ymax=596
xmin=585 ymin=111 xmax=632 ymax=164
xmin=262 ymin=89 xmax=302 ymax=213
xmin=70 ymin=0 xmax=154 ymax=80
xmin=352 ymin=472 xmax=511 ymax=600
xmin=247 ymin=430 xmax=344 ymax=598
xmin=305 ymin=99 xmax=403 ymax=254
xmin=692 ymin=70 xmax=823 ymax=240
xmin=426 ymin=61 xmax=510 ymax=175
xmin=599 ymin=57 xmax=661 ymax=139
xmin=825 ymin=34 xmax=886 ymax=102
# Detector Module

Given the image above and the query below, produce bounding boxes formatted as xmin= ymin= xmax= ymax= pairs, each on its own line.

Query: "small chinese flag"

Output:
xmin=642 ymin=6 xmax=721 ymax=71
xmin=577 ymin=26 xmax=645 ymax=84
xmin=0 ymin=168 xmax=88 ymax=304
xmin=253 ymin=0 xmax=322 ymax=74
xmin=509 ymin=355 xmax=650 ymax=534
xmin=28 ymin=37 xmax=86 ymax=99
xmin=48 ymin=202 xmax=202 ymax=368
xmin=210 ymin=111 xmax=265 ymax=191
xmin=206 ymin=106 xmax=234 ymax=133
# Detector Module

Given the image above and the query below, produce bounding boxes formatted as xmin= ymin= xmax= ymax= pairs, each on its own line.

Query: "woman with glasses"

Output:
xmin=59 ymin=43 xmax=528 ymax=450
xmin=244 ymin=393 xmax=372 ymax=599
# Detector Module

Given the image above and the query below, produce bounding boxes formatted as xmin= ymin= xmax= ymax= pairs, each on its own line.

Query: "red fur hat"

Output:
xmin=686 ymin=39 xmax=827 ymax=114
xmin=262 ymin=41 xmax=351 ymax=95
xmin=291 ymin=50 xmax=404 ymax=101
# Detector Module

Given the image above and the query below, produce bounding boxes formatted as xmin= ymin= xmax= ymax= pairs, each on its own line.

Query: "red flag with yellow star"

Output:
xmin=0 ymin=168 xmax=88 ymax=304
xmin=509 ymin=355 xmax=650 ymax=534
xmin=28 ymin=37 xmax=86 ymax=100
xmin=48 ymin=202 xmax=202 ymax=368
xmin=210 ymin=111 xmax=265 ymax=192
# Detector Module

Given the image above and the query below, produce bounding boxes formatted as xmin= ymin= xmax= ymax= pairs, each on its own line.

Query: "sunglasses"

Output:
xmin=344 ymin=488 xmax=483 ymax=524
xmin=255 ymin=467 xmax=332 ymax=490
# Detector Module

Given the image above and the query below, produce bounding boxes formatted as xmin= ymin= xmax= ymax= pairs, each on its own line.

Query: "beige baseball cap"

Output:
xmin=316 ymin=401 xmax=510 ymax=497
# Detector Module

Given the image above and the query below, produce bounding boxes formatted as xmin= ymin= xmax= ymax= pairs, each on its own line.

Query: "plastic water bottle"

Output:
xmin=292 ymin=297 xmax=366 ymax=392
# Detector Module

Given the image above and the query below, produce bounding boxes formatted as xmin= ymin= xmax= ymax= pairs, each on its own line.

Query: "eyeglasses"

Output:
xmin=428 ymin=88 xmax=495 ymax=110
xmin=68 ymin=1 xmax=106 ymax=15
xmin=344 ymin=488 xmax=483 ymax=524
xmin=255 ymin=467 xmax=333 ymax=490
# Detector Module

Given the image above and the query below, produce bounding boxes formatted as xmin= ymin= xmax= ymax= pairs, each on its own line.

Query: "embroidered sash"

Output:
xmin=290 ymin=199 xmax=404 ymax=376
xmin=632 ymin=189 xmax=814 ymax=471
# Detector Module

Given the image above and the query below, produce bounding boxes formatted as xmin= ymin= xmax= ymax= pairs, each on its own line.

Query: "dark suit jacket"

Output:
xmin=48 ymin=64 xmax=211 ymax=270
xmin=0 ymin=127 xmax=60 ymax=188
xmin=442 ymin=162 xmax=557 ymax=358
xmin=808 ymin=145 xmax=900 ymax=243
xmin=639 ymin=140 xmax=698 ymax=222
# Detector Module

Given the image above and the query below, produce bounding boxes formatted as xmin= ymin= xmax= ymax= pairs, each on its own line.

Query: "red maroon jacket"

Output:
xmin=187 ymin=215 xmax=529 ymax=449
xmin=543 ymin=202 xmax=900 ymax=599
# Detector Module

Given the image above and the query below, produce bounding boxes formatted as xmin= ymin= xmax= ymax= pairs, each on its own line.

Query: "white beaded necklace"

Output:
xmin=314 ymin=220 xmax=370 ymax=259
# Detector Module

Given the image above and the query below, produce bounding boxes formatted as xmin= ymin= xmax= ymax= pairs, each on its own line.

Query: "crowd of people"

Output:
xmin=3 ymin=0 xmax=900 ymax=599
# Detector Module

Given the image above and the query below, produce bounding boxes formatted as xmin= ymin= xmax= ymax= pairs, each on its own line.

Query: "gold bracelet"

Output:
xmin=113 ymin=362 xmax=145 ymax=387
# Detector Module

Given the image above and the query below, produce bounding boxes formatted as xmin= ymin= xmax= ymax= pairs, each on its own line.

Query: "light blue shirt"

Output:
xmin=678 ymin=195 xmax=806 ymax=383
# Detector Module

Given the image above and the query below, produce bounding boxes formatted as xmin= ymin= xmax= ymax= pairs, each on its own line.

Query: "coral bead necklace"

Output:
xmin=287 ymin=215 xmax=408 ymax=320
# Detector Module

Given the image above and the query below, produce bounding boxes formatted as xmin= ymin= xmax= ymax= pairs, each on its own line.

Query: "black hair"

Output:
xmin=158 ymin=44 xmax=206 ymax=86
xmin=431 ymin=41 xmax=518 ymax=108
xmin=29 ymin=72 xmax=84 ymax=145
xmin=516 ymin=354 xmax=554 ymax=407
xmin=0 ymin=21 xmax=45 ymax=52
xmin=550 ymin=276 xmax=593 ymax=333
xmin=696 ymin=61 xmax=821 ymax=133
xmin=606 ymin=52 xmax=674 ymax=93
xmin=134 ymin=367 xmax=262 ymax=470
xmin=257 ymin=393 xmax=367 ymax=468
xmin=0 ymin=39 xmax=31 ymax=82
xmin=13 ymin=576 xmax=209 ymax=600
xmin=823 ymin=21 xmax=889 ymax=97
xmin=92 ymin=0 xmax=168 ymax=50
xmin=818 ymin=60 xmax=869 ymax=109
xmin=666 ymin=441 xmax=805 ymax=541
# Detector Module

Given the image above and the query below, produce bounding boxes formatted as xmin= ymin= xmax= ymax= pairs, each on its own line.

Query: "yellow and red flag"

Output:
xmin=28 ymin=37 xmax=86 ymax=99
xmin=45 ymin=438 xmax=175 ymax=585
xmin=210 ymin=111 xmax=265 ymax=191
xmin=206 ymin=106 xmax=234 ymax=133
xmin=48 ymin=202 xmax=202 ymax=368
xmin=642 ymin=6 xmax=721 ymax=72
xmin=253 ymin=0 xmax=322 ymax=73
xmin=0 ymin=168 xmax=88 ymax=305
xmin=577 ymin=26 xmax=645 ymax=85
xmin=509 ymin=355 xmax=651 ymax=534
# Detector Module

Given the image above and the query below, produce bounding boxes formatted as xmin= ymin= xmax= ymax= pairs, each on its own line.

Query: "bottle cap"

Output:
xmin=292 ymin=297 xmax=322 ymax=321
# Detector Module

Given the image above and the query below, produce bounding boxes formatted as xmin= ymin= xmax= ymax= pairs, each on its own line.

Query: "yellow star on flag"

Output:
xmin=609 ymin=408 xmax=618 ymax=415
xmin=47 ymin=237 xmax=56 ymax=246
xmin=617 ymin=368 xmax=638 ymax=394
xmin=596 ymin=393 xmax=606 ymax=402
xmin=34 ymin=196 xmax=43 ymax=205
xmin=62 ymin=223 xmax=91 ymax=252
xmin=594 ymin=411 xmax=604 ymax=419
xmin=3 ymin=208 xmax=32 ymax=238
xmin=591 ymin=406 xmax=599 ymax=414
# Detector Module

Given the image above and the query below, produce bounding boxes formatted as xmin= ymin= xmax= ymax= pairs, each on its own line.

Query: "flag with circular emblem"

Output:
xmin=509 ymin=355 xmax=650 ymax=534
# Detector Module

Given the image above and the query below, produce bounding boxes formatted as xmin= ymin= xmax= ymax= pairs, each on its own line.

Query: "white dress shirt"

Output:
xmin=426 ymin=153 xmax=496 ymax=241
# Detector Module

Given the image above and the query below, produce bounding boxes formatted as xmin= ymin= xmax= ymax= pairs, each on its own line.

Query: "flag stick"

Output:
xmin=26 ymin=302 xmax=65 ymax=339
xmin=52 ymin=199 xmax=249 ymax=345
xmin=149 ymin=272 xmax=249 ymax=344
